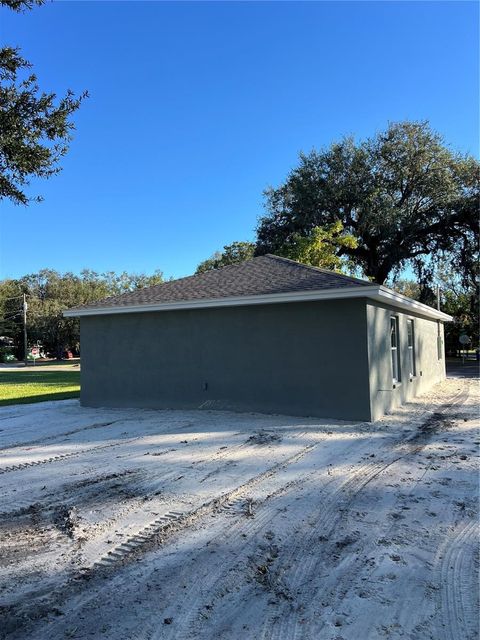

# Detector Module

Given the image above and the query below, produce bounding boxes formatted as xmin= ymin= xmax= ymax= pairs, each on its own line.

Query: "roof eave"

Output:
xmin=64 ymin=287 xmax=379 ymax=317
xmin=374 ymin=286 xmax=453 ymax=321
xmin=63 ymin=285 xmax=452 ymax=321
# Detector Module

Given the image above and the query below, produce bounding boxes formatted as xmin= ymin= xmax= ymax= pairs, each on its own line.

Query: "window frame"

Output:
xmin=390 ymin=316 xmax=401 ymax=385
xmin=407 ymin=318 xmax=416 ymax=378
xmin=437 ymin=321 xmax=443 ymax=360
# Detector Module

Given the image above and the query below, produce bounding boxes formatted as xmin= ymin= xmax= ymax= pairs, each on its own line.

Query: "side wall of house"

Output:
xmin=80 ymin=299 xmax=372 ymax=420
xmin=367 ymin=302 xmax=446 ymax=421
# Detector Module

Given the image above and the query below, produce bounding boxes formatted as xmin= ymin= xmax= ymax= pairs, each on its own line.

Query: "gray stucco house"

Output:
xmin=64 ymin=255 xmax=452 ymax=421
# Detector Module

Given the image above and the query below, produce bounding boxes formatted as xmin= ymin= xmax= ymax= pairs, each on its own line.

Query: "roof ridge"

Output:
xmin=264 ymin=254 xmax=371 ymax=286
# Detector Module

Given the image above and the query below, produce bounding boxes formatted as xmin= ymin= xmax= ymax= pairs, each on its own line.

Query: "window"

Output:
xmin=407 ymin=319 xmax=416 ymax=377
xmin=437 ymin=321 xmax=443 ymax=360
xmin=390 ymin=317 xmax=401 ymax=384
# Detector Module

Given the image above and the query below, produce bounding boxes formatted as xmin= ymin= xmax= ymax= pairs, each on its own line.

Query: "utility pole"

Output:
xmin=23 ymin=293 xmax=28 ymax=367
xmin=436 ymin=285 xmax=441 ymax=311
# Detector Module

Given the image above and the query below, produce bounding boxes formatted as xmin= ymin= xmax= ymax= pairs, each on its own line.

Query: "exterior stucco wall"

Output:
xmin=367 ymin=302 xmax=446 ymax=421
xmin=80 ymin=299 xmax=371 ymax=420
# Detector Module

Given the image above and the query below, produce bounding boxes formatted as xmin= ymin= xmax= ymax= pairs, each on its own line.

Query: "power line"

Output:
xmin=2 ymin=293 xmax=44 ymax=302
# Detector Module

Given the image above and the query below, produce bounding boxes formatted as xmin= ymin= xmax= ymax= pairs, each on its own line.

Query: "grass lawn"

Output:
xmin=0 ymin=370 xmax=80 ymax=406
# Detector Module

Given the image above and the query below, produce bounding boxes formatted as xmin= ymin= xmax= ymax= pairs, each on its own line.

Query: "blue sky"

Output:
xmin=0 ymin=1 xmax=478 ymax=280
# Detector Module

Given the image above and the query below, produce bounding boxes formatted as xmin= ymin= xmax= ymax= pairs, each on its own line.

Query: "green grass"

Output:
xmin=0 ymin=370 xmax=80 ymax=406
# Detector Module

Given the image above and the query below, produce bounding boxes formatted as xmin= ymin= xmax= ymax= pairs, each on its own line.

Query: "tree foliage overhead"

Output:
xmin=196 ymin=241 xmax=255 ymax=274
xmin=0 ymin=0 xmax=86 ymax=205
xmin=256 ymin=121 xmax=479 ymax=285
xmin=0 ymin=47 xmax=87 ymax=205
xmin=0 ymin=0 xmax=44 ymax=11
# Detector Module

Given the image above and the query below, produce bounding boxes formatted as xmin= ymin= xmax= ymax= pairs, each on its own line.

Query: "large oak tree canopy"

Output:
xmin=255 ymin=122 xmax=479 ymax=284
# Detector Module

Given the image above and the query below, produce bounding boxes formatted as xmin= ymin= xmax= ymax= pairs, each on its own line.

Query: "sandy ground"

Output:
xmin=0 ymin=378 xmax=478 ymax=640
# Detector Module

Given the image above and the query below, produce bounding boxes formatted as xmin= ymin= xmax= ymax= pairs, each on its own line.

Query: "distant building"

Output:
xmin=65 ymin=255 xmax=451 ymax=421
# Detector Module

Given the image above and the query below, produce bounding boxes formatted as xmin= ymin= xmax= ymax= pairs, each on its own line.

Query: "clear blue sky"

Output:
xmin=0 ymin=1 xmax=478 ymax=280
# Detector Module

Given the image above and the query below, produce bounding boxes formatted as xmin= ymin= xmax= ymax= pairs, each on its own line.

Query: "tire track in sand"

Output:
xmin=439 ymin=520 xmax=479 ymax=640
xmin=261 ymin=384 xmax=471 ymax=640
xmin=2 ymin=438 xmax=320 ymax=639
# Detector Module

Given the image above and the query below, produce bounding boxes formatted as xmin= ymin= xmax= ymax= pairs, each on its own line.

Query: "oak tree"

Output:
xmin=256 ymin=121 xmax=479 ymax=285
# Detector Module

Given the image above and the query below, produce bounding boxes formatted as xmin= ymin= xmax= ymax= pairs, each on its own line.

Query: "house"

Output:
xmin=64 ymin=255 xmax=452 ymax=421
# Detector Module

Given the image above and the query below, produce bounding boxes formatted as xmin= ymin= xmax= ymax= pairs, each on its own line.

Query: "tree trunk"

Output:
xmin=363 ymin=254 xmax=391 ymax=285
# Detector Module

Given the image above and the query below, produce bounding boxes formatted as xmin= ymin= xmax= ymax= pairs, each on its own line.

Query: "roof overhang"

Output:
xmin=373 ymin=286 xmax=452 ymax=321
xmin=64 ymin=285 xmax=452 ymax=322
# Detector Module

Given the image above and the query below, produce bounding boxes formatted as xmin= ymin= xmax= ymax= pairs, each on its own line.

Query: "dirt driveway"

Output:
xmin=0 ymin=378 xmax=478 ymax=640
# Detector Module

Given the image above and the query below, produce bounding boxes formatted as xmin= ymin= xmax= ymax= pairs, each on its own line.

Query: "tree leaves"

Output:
xmin=0 ymin=45 xmax=87 ymax=204
xmin=0 ymin=0 xmax=44 ymax=12
xmin=196 ymin=241 xmax=255 ymax=273
xmin=256 ymin=121 xmax=479 ymax=285
xmin=277 ymin=221 xmax=358 ymax=273
xmin=0 ymin=269 xmax=164 ymax=357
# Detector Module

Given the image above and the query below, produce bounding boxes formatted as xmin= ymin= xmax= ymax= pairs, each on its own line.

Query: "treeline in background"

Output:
xmin=0 ymin=269 xmax=163 ymax=361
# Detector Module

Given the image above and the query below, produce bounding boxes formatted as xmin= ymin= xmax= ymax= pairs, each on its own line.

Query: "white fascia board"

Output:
xmin=63 ymin=284 xmax=452 ymax=322
xmin=374 ymin=286 xmax=453 ymax=321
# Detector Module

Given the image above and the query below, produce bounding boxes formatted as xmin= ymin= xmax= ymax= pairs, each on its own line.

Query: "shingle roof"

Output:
xmin=68 ymin=254 xmax=371 ymax=313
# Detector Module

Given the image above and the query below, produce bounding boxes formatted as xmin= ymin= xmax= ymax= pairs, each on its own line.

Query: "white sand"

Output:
xmin=0 ymin=377 xmax=478 ymax=639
